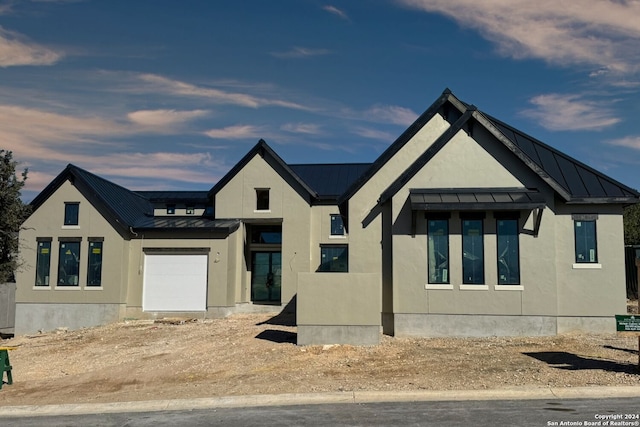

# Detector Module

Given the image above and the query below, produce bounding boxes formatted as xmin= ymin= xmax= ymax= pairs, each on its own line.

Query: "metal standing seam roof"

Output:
xmin=409 ymin=188 xmax=547 ymax=211
xmin=134 ymin=191 xmax=210 ymax=204
xmin=289 ymin=163 xmax=372 ymax=199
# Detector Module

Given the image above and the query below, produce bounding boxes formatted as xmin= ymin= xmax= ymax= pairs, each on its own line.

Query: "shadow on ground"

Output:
xmin=255 ymin=329 xmax=297 ymax=344
xmin=524 ymin=351 xmax=639 ymax=375
xmin=256 ymin=296 xmax=297 ymax=327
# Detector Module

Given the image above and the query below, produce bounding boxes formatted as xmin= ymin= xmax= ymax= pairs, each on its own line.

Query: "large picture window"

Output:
xmin=574 ymin=216 xmax=597 ymax=263
xmin=35 ymin=239 xmax=52 ymax=286
xmin=87 ymin=239 xmax=103 ymax=286
xmin=497 ymin=218 xmax=520 ymax=285
xmin=58 ymin=240 xmax=80 ymax=286
xmin=462 ymin=218 xmax=484 ymax=284
xmin=427 ymin=219 xmax=449 ymax=284
xmin=319 ymin=245 xmax=348 ymax=272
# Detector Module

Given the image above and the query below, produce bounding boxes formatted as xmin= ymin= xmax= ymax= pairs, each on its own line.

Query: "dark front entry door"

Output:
xmin=251 ymin=252 xmax=281 ymax=303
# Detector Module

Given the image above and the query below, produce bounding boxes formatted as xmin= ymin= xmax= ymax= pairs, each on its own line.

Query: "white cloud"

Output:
xmin=281 ymin=123 xmax=323 ymax=135
xmin=322 ymin=5 xmax=349 ymax=20
xmin=605 ymin=136 xmax=640 ymax=150
xmin=365 ymin=104 xmax=418 ymax=125
xmin=0 ymin=26 xmax=62 ymax=67
xmin=351 ymin=127 xmax=395 ymax=141
xmin=270 ymin=47 xmax=332 ymax=59
xmin=136 ymin=73 xmax=310 ymax=110
xmin=127 ymin=109 xmax=209 ymax=129
xmin=520 ymin=93 xmax=620 ymax=131
xmin=399 ymin=0 xmax=640 ymax=75
xmin=204 ymin=125 xmax=264 ymax=140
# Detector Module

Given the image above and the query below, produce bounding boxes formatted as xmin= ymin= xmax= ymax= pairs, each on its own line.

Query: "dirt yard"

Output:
xmin=1 ymin=302 xmax=639 ymax=407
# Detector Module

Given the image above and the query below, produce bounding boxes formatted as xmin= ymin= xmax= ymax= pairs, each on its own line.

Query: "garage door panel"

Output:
xmin=143 ymin=254 xmax=208 ymax=312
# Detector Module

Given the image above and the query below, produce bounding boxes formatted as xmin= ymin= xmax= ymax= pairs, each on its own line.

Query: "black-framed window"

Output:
xmin=35 ymin=238 xmax=52 ymax=286
xmin=427 ymin=218 xmax=449 ymax=284
xmin=330 ymin=214 xmax=345 ymax=236
xmin=497 ymin=218 xmax=520 ymax=285
xmin=319 ymin=245 xmax=348 ymax=272
xmin=462 ymin=218 xmax=484 ymax=284
xmin=186 ymin=205 xmax=195 ymax=215
xmin=64 ymin=203 xmax=79 ymax=226
xmin=166 ymin=204 xmax=176 ymax=215
xmin=574 ymin=215 xmax=598 ymax=263
xmin=58 ymin=240 xmax=81 ymax=286
xmin=87 ymin=239 xmax=103 ymax=286
xmin=256 ymin=188 xmax=270 ymax=210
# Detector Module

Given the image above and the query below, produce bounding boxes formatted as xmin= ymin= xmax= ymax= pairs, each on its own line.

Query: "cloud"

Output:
xmin=204 ymin=125 xmax=264 ymax=140
xmin=398 ymin=0 xmax=640 ymax=75
xmin=365 ymin=104 xmax=418 ymax=125
xmin=0 ymin=26 xmax=62 ymax=67
xmin=127 ymin=109 xmax=209 ymax=129
xmin=270 ymin=47 xmax=332 ymax=59
xmin=351 ymin=127 xmax=395 ymax=141
xmin=605 ymin=136 xmax=640 ymax=150
xmin=323 ymin=5 xmax=349 ymax=20
xmin=519 ymin=93 xmax=620 ymax=131
xmin=281 ymin=123 xmax=323 ymax=135
xmin=135 ymin=73 xmax=310 ymax=110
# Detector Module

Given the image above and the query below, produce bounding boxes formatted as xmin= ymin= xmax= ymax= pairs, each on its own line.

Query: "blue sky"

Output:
xmin=2 ymin=0 xmax=640 ymax=202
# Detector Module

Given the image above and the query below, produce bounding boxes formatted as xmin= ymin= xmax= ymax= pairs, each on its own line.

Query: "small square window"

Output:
xmin=166 ymin=204 xmax=176 ymax=215
xmin=256 ymin=189 xmax=270 ymax=211
xmin=330 ymin=214 xmax=345 ymax=236
xmin=64 ymin=203 xmax=79 ymax=226
xmin=186 ymin=205 xmax=195 ymax=215
xmin=319 ymin=245 xmax=348 ymax=272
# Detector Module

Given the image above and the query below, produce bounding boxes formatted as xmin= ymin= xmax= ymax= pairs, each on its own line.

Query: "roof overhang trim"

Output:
xmin=409 ymin=188 xmax=546 ymax=212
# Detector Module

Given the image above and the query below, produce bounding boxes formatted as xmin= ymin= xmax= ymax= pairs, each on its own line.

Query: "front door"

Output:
xmin=251 ymin=251 xmax=281 ymax=303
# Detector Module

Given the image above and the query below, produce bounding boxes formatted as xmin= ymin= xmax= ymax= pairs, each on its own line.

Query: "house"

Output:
xmin=15 ymin=89 xmax=640 ymax=344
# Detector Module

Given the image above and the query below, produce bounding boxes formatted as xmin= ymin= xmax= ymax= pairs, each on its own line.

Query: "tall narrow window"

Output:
xmin=64 ymin=202 xmax=79 ymax=226
xmin=462 ymin=218 xmax=484 ymax=284
xmin=574 ymin=216 xmax=597 ymax=263
xmin=256 ymin=188 xmax=270 ymax=211
xmin=58 ymin=240 xmax=81 ymax=286
xmin=87 ymin=239 xmax=103 ymax=286
xmin=497 ymin=218 xmax=520 ymax=285
xmin=427 ymin=219 xmax=449 ymax=284
xmin=330 ymin=214 xmax=345 ymax=236
xmin=319 ymin=245 xmax=348 ymax=272
xmin=35 ymin=238 xmax=52 ymax=286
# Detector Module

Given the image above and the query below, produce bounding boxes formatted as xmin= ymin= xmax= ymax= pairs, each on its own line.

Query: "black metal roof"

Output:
xmin=376 ymin=89 xmax=639 ymax=206
xmin=289 ymin=163 xmax=371 ymax=199
xmin=410 ymin=188 xmax=546 ymax=211
xmin=134 ymin=191 xmax=210 ymax=204
xmin=133 ymin=217 xmax=239 ymax=233
xmin=28 ymin=165 xmax=238 ymax=237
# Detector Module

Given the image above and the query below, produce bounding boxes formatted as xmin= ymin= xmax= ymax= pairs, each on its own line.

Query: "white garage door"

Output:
xmin=143 ymin=254 xmax=208 ymax=311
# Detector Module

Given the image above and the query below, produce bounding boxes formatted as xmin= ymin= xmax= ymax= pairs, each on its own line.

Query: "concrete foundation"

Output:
xmin=556 ymin=316 xmax=616 ymax=333
xmin=297 ymin=325 xmax=380 ymax=346
xmin=14 ymin=303 xmax=124 ymax=335
xmin=393 ymin=313 xmax=558 ymax=337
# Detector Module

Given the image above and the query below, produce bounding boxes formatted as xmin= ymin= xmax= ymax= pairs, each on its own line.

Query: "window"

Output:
xmin=87 ymin=239 xmax=103 ymax=286
xmin=330 ymin=214 xmax=345 ymax=236
xmin=427 ymin=219 xmax=449 ymax=284
xmin=35 ymin=238 xmax=52 ymax=286
xmin=319 ymin=245 xmax=348 ymax=272
xmin=462 ymin=218 xmax=484 ymax=284
xmin=497 ymin=218 xmax=520 ymax=285
xmin=256 ymin=189 xmax=270 ymax=211
xmin=166 ymin=204 xmax=176 ymax=215
xmin=574 ymin=215 xmax=597 ymax=263
xmin=186 ymin=205 xmax=195 ymax=215
xmin=58 ymin=240 xmax=80 ymax=286
xmin=64 ymin=203 xmax=79 ymax=226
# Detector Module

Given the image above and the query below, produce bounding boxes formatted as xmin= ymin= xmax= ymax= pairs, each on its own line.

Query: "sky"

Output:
xmin=2 ymin=0 xmax=640 ymax=202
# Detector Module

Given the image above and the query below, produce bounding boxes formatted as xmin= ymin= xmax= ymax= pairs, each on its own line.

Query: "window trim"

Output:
xmin=572 ymin=214 xmax=598 ymax=264
xmin=63 ymin=202 xmax=80 ymax=226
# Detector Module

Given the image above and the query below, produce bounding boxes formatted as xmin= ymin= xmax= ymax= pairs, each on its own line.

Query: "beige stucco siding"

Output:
xmin=214 ymin=154 xmax=313 ymax=303
xmin=17 ymin=181 xmax=127 ymax=305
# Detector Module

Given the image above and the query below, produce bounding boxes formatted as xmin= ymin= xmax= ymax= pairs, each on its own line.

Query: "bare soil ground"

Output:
xmin=1 ymin=301 xmax=639 ymax=407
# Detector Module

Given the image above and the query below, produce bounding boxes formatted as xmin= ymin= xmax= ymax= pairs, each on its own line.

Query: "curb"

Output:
xmin=1 ymin=386 xmax=639 ymax=418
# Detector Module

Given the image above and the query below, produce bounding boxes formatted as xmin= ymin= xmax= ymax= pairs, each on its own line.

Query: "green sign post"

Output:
xmin=615 ymin=315 xmax=640 ymax=333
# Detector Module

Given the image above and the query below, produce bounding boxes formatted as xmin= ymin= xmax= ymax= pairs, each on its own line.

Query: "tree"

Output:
xmin=0 ymin=150 xmax=30 ymax=283
xmin=623 ymin=203 xmax=640 ymax=246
